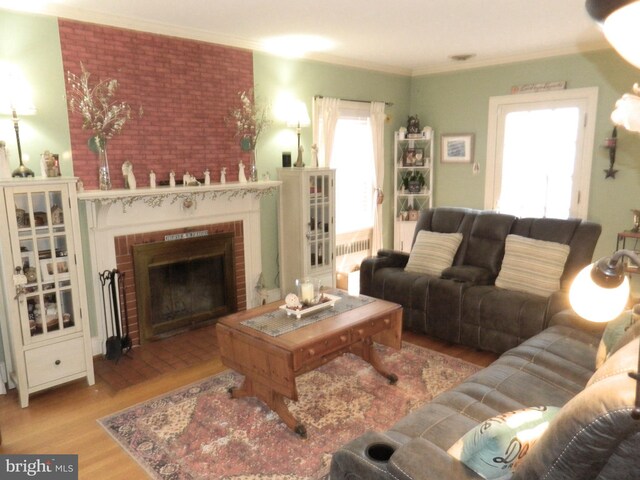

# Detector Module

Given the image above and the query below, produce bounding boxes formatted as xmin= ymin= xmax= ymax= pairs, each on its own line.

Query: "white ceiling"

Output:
xmin=0 ymin=0 xmax=609 ymax=75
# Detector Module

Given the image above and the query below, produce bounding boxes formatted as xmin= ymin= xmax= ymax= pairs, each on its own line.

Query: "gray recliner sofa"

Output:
xmin=360 ymin=207 xmax=602 ymax=354
xmin=329 ymin=311 xmax=640 ymax=479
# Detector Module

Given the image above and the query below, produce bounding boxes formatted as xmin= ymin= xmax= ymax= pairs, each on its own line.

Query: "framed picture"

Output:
xmin=402 ymin=147 xmax=425 ymax=167
xmin=40 ymin=256 xmax=70 ymax=282
xmin=441 ymin=134 xmax=474 ymax=163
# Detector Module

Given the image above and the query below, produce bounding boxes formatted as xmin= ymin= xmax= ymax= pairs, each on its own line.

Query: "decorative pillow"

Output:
xmin=595 ymin=309 xmax=634 ymax=369
xmin=405 ymin=231 xmax=463 ymax=277
xmin=448 ymin=406 xmax=560 ymax=479
xmin=495 ymin=235 xmax=570 ymax=297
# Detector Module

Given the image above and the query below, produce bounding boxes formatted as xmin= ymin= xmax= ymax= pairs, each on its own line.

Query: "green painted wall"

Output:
xmin=3 ymin=7 xmax=640 ymax=304
xmin=252 ymin=52 xmax=411 ymax=289
xmin=0 ymin=10 xmax=72 ymax=176
xmin=411 ymin=50 xmax=640 ymax=262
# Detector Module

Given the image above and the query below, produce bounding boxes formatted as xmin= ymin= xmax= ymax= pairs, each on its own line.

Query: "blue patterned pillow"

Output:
xmin=448 ymin=406 xmax=560 ymax=479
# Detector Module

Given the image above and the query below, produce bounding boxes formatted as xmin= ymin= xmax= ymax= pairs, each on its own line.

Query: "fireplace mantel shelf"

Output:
xmin=77 ymin=180 xmax=281 ymax=211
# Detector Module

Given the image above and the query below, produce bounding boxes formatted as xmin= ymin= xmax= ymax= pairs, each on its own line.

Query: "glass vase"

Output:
xmin=97 ymin=142 xmax=111 ymax=190
xmin=249 ymin=149 xmax=258 ymax=182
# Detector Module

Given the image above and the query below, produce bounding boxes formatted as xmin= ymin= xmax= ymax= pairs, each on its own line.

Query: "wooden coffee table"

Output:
xmin=216 ymin=295 xmax=402 ymax=437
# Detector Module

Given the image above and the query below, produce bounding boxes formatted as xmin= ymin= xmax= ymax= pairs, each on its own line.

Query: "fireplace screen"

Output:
xmin=133 ymin=232 xmax=237 ymax=342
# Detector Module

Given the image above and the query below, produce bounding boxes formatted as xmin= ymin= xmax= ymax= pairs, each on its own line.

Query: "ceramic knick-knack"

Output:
xmin=238 ymin=161 xmax=247 ymax=183
xmin=220 ymin=167 xmax=226 ymax=184
xmin=204 ymin=168 xmax=210 ymax=185
xmin=149 ymin=170 xmax=156 ymax=188
xmin=169 ymin=170 xmax=176 ymax=187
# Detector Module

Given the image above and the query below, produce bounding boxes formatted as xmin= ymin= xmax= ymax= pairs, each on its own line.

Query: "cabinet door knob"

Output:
xmin=54 ymin=359 xmax=61 ymax=366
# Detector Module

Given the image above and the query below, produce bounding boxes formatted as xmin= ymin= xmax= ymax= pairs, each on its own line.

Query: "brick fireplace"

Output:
xmin=78 ymin=182 xmax=279 ymax=355
xmin=114 ymin=222 xmax=246 ymax=345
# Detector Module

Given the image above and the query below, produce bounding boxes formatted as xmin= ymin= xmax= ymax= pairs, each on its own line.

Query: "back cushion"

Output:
xmin=463 ymin=212 xmax=516 ymax=276
xmin=513 ymin=339 xmax=640 ymax=479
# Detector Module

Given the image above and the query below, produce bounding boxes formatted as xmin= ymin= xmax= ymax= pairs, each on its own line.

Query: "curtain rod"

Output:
xmin=314 ymin=95 xmax=394 ymax=107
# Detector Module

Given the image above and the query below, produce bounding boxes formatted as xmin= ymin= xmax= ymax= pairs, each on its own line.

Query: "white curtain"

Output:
xmin=370 ymin=101 xmax=386 ymax=254
xmin=312 ymin=97 xmax=340 ymax=167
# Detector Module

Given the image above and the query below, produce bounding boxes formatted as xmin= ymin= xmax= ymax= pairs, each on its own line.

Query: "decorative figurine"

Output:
xmin=183 ymin=171 xmax=190 ymax=186
xmin=407 ymin=115 xmax=420 ymax=134
xmin=220 ymin=167 xmax=226 ymax=184
xmin=238 ymin=161 xmax=247 ymax=183
xmin=311 ymin=144 xmax=319 ymax=167
xmin=122 ymin=161 xmax=136 ymax=190
xmin=149 ymin=170 xmax=156 ymax=188
xmin=204 ymin=168 xmax=210 ymax=185
xmin=169 ymin=170 xmax=176 ymax=187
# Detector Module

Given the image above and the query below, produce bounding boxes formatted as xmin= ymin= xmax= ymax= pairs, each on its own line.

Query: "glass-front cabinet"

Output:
xmin=0 ymin=178 xmax=94 ymax=407
xmin=278 ymin=168 xmax=336 ymax=296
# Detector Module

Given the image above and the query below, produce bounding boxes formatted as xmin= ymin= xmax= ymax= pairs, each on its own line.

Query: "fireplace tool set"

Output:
xmin=99 ymin=269 xmax=132 ymax=362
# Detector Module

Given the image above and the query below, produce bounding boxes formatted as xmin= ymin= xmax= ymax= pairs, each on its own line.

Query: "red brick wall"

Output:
xmin=114 ymin=221 xmax=246 ymax=345
xmin=59 ymin=19 xmax=254 ymax=190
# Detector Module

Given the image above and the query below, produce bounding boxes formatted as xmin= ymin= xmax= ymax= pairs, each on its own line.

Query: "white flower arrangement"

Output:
xmin=67 ymin=63 xmax=141 ymax=145
xmin=226 ymin=88 xmax=271 ymax=151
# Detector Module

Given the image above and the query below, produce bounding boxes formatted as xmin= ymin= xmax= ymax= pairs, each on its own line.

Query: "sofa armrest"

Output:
xmin=388 ymin=437 xmax=483 ymax=480
xmin=441 ymin=265 xmax=495 ymax=285
xmin=548 ymin=308 xmax=606 ymax=336
xmin=360 ymin=250 xmax=410 ymax=296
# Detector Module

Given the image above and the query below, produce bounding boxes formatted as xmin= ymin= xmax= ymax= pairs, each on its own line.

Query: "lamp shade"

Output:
xmin=586 ymin=0 xmax=640 ymax=69
xmin=569 ymin=263 xmax=630 ymax=322
xmin=0 ymin=69 xmax=36 ymax=116
xmin=285 ymin=101 xmax=310 ymax=128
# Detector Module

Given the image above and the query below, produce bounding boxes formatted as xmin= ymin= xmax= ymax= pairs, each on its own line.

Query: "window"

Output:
xmin=485 ymin=88 xmax=598 ymax=219
xmin=330 ymin=114 xmax=375 ymax=235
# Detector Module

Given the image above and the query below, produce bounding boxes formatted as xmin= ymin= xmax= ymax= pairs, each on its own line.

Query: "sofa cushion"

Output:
xmin=495 ymin=235 xmax=569 ymax=298
xmin=448 ymin=406 xmax=560 ymax=479
xmin=405 ymin=231 xmax=463 ymax=277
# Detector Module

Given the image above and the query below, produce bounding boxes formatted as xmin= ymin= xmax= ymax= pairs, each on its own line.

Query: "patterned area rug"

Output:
xmin=99 ymin=342 xmax=480 ymax=479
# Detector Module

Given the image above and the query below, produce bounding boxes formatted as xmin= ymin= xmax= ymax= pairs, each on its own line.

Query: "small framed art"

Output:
xmin=441 ymin=134 xmax=474 ymax=163
xmin=402 ymin=147 xmax=425 ymax=167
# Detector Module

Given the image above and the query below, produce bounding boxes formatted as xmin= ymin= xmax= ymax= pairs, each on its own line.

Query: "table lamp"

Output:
xmin=286 ymin=101 xmax=310 ymax=168
xmin=0 ymin=70 xmax=36 ymax=177
xmin=569 ymin=249 xmax=640 ymax=418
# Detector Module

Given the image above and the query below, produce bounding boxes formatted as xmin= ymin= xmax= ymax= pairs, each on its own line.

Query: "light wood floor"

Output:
xmin=0 ymin=326 xmax=497 ymax=479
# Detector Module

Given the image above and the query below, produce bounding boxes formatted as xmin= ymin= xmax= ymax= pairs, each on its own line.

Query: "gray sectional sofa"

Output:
xmin=361 ymin=207 xmax=602 ymax=354
xmin=329 ymin=311 xmax=640 ymax=479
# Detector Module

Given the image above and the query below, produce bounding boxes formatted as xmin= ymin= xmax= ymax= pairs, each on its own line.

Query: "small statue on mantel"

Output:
xmin=204 ymin=168 xmax=210 ymax=185
xmin=220 ymin=167 xmax=226 ymax=184
xmin=122 ymin=161 xmax=136 ymax=190
xmin=238 ymin=161 xmax=247 ymax=183
xmin=311 ymin=144 xmax=319 ymax=167
xmin=149 ymin=170 xmax=156 ymax=189
xmin=169 ymin=170 xmax=176 ymax=187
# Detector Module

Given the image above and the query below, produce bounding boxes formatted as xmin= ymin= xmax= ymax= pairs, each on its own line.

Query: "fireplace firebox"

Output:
xmin=133 ymin=232 xmax=237 ymax=342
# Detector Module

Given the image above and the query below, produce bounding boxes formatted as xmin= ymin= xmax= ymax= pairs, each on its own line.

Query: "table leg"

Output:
xmin=228 ymin=378 xmax=307 ymax=438
xmin=351 ymin=337 xmax=398 ymax=384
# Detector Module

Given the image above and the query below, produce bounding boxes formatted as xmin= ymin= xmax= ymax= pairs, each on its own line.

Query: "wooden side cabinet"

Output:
xmin=0 ymin=178 xmax=94 ymax=407
xmin=278 ymin=168 xmax=336 ymax=296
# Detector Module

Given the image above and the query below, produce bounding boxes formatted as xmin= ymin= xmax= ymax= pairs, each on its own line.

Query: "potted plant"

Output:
xmin=404 ymin=170 xmax=425 ymax=194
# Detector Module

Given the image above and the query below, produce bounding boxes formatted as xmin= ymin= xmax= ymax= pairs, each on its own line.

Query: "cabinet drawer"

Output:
xmin=293 ymin=332 xmax=350 ymax=370
xmin=351 ymin=316 xmax=393 ymax=342
xmin=25 ymin=337 xmax=87 ymax=388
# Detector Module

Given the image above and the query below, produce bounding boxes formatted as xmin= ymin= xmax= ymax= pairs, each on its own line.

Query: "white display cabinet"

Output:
xmin=0 ymin=178 xmax=94 ymax=407
xmin=278 ymin=168 xmax=336 ymax=296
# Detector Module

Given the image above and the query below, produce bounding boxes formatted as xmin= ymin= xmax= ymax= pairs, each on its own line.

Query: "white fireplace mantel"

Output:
xmin=78 ymin=180 xmax=281 ymax=354
xmin=77 ymin=181 xmax=280 ymax=211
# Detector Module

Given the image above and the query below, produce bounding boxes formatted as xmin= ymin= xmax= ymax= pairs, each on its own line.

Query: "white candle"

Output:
xmin=300 ymin=282 xmax=314 ymax=303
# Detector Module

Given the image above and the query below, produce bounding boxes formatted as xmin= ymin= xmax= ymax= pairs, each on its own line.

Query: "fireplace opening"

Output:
xmin=133 ymin=232 xmax=237 ymax=343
